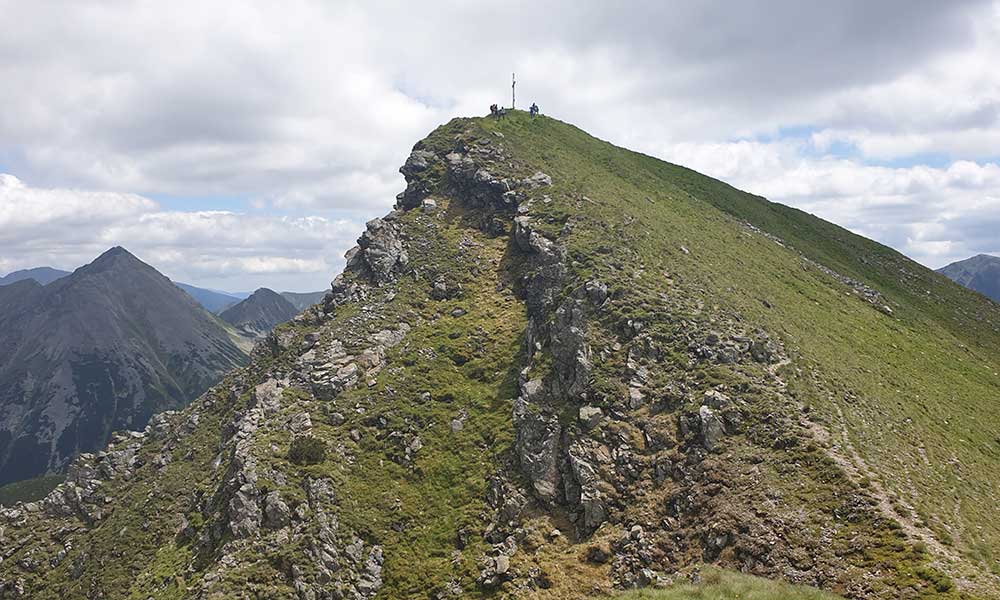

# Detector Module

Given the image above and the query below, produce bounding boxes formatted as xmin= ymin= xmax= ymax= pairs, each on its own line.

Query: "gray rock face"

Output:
xmin=512 ymin=397 xmax=562 ymax=503
xmin=477 ymin=553 xmax=513 ymax=588
xmin=357 ymin=216 xmax=409 ymax=284
xmin=698 ymin=406 xmax=725 ymax=451
xmin=229 ymin=483 xmax=262 ymax=538
xmin=263 ymin=491 xmax=290 ymax=529
xmin=522 ymin=171 xmax=553 ymax=188
xmin=395 ymin=149 xmax=439 ymax=209
xmin=566 ymin=444 xmax=606 ymax=535
xmin=578 ymin=406 xmax=603 ymax=430
xmin=550 ymin=300 xmax=592 ymax=400
xmin=585 ymin=279 xmax=608 ymax=305
xmin=513 ymin=216 xmax=558 ymax=261
xmin=401 ymin=149 xmax=434 ymax=175
xmin=703 ymin=389 xmax=730 ymax=409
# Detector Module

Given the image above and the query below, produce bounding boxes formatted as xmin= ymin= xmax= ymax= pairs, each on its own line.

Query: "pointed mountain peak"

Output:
xmin=59 ymin=246 xmax=178 ymax=297
xmin=83 ymin=246 xmax=153 ymax=275
xmin=249 ymin=287 xmax=282 ymax=299
xmin=220 ymin=286 xmax=297 ymax=337
xmin=93 ymin=245 xmax=136 ymax=263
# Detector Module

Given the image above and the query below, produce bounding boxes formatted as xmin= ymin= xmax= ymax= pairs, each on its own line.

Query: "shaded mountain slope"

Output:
xmin=220 ymin=287 xmax=300 ymax=337
xmin=1 ymin=113 xmax=998 ymax=599
xmin=0 ymin=247 xmax=248 ymax=486
xmin=937 ymin=254 xmax=1000 ymax=303
xmin=0 ymin=267 xmax=70 ymax=286
xmin=281 ymin=290 xmax=328 ymax=311
xmin=175 ymin=282 xmax=242 ymax=313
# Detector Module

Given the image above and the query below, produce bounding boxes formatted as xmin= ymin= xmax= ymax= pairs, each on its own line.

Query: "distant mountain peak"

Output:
xmin=89 ymin=245 xmax=141 ymax=267
xmin=0 ymin=266 xmax=70 ymax=287
xmin=220 ymin=286 xmax=298 ymax=338
xmin=938 ymin=253 xmax=1000 ymax=302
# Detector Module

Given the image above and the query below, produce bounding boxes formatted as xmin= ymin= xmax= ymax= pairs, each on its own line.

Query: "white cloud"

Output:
xmin=0 ymin=175 xmax=361 ymax=291
xmin=648 ymin=140 xmax=1000 ymax=267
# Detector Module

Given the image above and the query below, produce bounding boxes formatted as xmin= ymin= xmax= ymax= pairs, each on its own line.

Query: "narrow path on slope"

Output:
xmin=765 ymin=355 xmax=994 ymax=593
xmin=804 ymin=393 xmax=998 ymax=595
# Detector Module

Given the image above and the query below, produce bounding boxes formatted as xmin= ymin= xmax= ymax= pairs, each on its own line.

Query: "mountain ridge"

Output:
xmin=0 ymin=266 xmax=70 ymax=286
xmin=1 ymin=262 xmax=326 ymax=314
xmin=1 ymin=112 xmax=998 ymax=599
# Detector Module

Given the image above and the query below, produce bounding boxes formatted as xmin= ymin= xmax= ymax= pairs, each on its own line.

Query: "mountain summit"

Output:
xmin=220 ymin=287 xmax=300 ymax=337
xmin=937 ymin=253 xmax=1000 ymax=303
xmin=2 ymin=113 xmax=999 ymax=599
xmin=0 ymin=247 xmax=248 ymax=486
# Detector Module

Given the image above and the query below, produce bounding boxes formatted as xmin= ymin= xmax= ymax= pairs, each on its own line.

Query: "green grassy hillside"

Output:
xmin=2 ymin=111 xmax=998 ymax=599
xmin=619 ymin=568 xmax=844 ymax=599
xmin=0 ymin=474 xmax=64 ymax=505
xmin=478 ymin=112 xmax=1000 ymax=589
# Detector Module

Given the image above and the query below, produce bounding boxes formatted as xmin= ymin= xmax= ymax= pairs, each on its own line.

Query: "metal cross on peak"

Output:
xmin=512 ymin=72 xmax=516 ymax=110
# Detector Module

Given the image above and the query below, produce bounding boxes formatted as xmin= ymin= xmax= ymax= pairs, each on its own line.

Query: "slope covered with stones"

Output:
xmin=2 ymin=113 xmax=999 ymax=599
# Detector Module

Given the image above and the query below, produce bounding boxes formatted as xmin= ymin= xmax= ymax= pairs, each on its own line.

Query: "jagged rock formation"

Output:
xmin=220 ymin=288 xmax=300 ymax=338
xmin=938 ymin=254 xmax=1000 ymax=303
xmin=2 ymin=114 xmax=1000 ymax=599
xmin=0 ymin=247 xmax=248 ymax=486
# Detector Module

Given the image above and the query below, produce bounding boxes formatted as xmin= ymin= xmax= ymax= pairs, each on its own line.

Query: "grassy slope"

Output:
xmin=0 ymin=474 xmax=64 ymax=505
xmin=479 ymin=112 xmax=1000 ymax=589
xmin=258 ymin=199 xmax=529 ymax=596
xmin=619 ymin=568 xmax=844 ymax=600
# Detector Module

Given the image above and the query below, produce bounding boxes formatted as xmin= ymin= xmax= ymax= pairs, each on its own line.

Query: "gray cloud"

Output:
xmin=0 ymin=0 xmax=998 ymax=288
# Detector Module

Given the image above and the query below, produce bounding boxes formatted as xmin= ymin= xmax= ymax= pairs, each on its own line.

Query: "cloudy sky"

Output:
xmin=2 ymin=0 xmax=999 ymax=292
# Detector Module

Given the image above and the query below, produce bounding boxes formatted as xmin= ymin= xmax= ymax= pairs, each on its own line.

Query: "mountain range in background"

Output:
xmin=0 ymin=247 xmax=249 ymax=487
xmin=0 ymin=253 xmax=327 ymax=493
xmin=3 ymin=113 xmax=999 ymax=598
xmin=0 ymin=265 xmax=327 ymax=314
xmin=937 ymin=254 xmax=1000 ymax=303
xmin=0 ymin=266 xmax=70 ymax=286
xmin=174 ymin=282 xmax=245 ymax=313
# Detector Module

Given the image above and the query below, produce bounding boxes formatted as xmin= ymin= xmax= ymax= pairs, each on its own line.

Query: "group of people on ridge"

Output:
xmin=489 ymin=102 xmax=540 ymax=118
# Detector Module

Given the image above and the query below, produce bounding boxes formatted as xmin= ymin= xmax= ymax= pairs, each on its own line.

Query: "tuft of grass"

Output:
xmin=0 ymin=473 xmax=64 ymax=505
xmin=617 ymin=568 xmax=844 ymax=600
xmin=287 ymin=435 xmax=327 ymax=465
